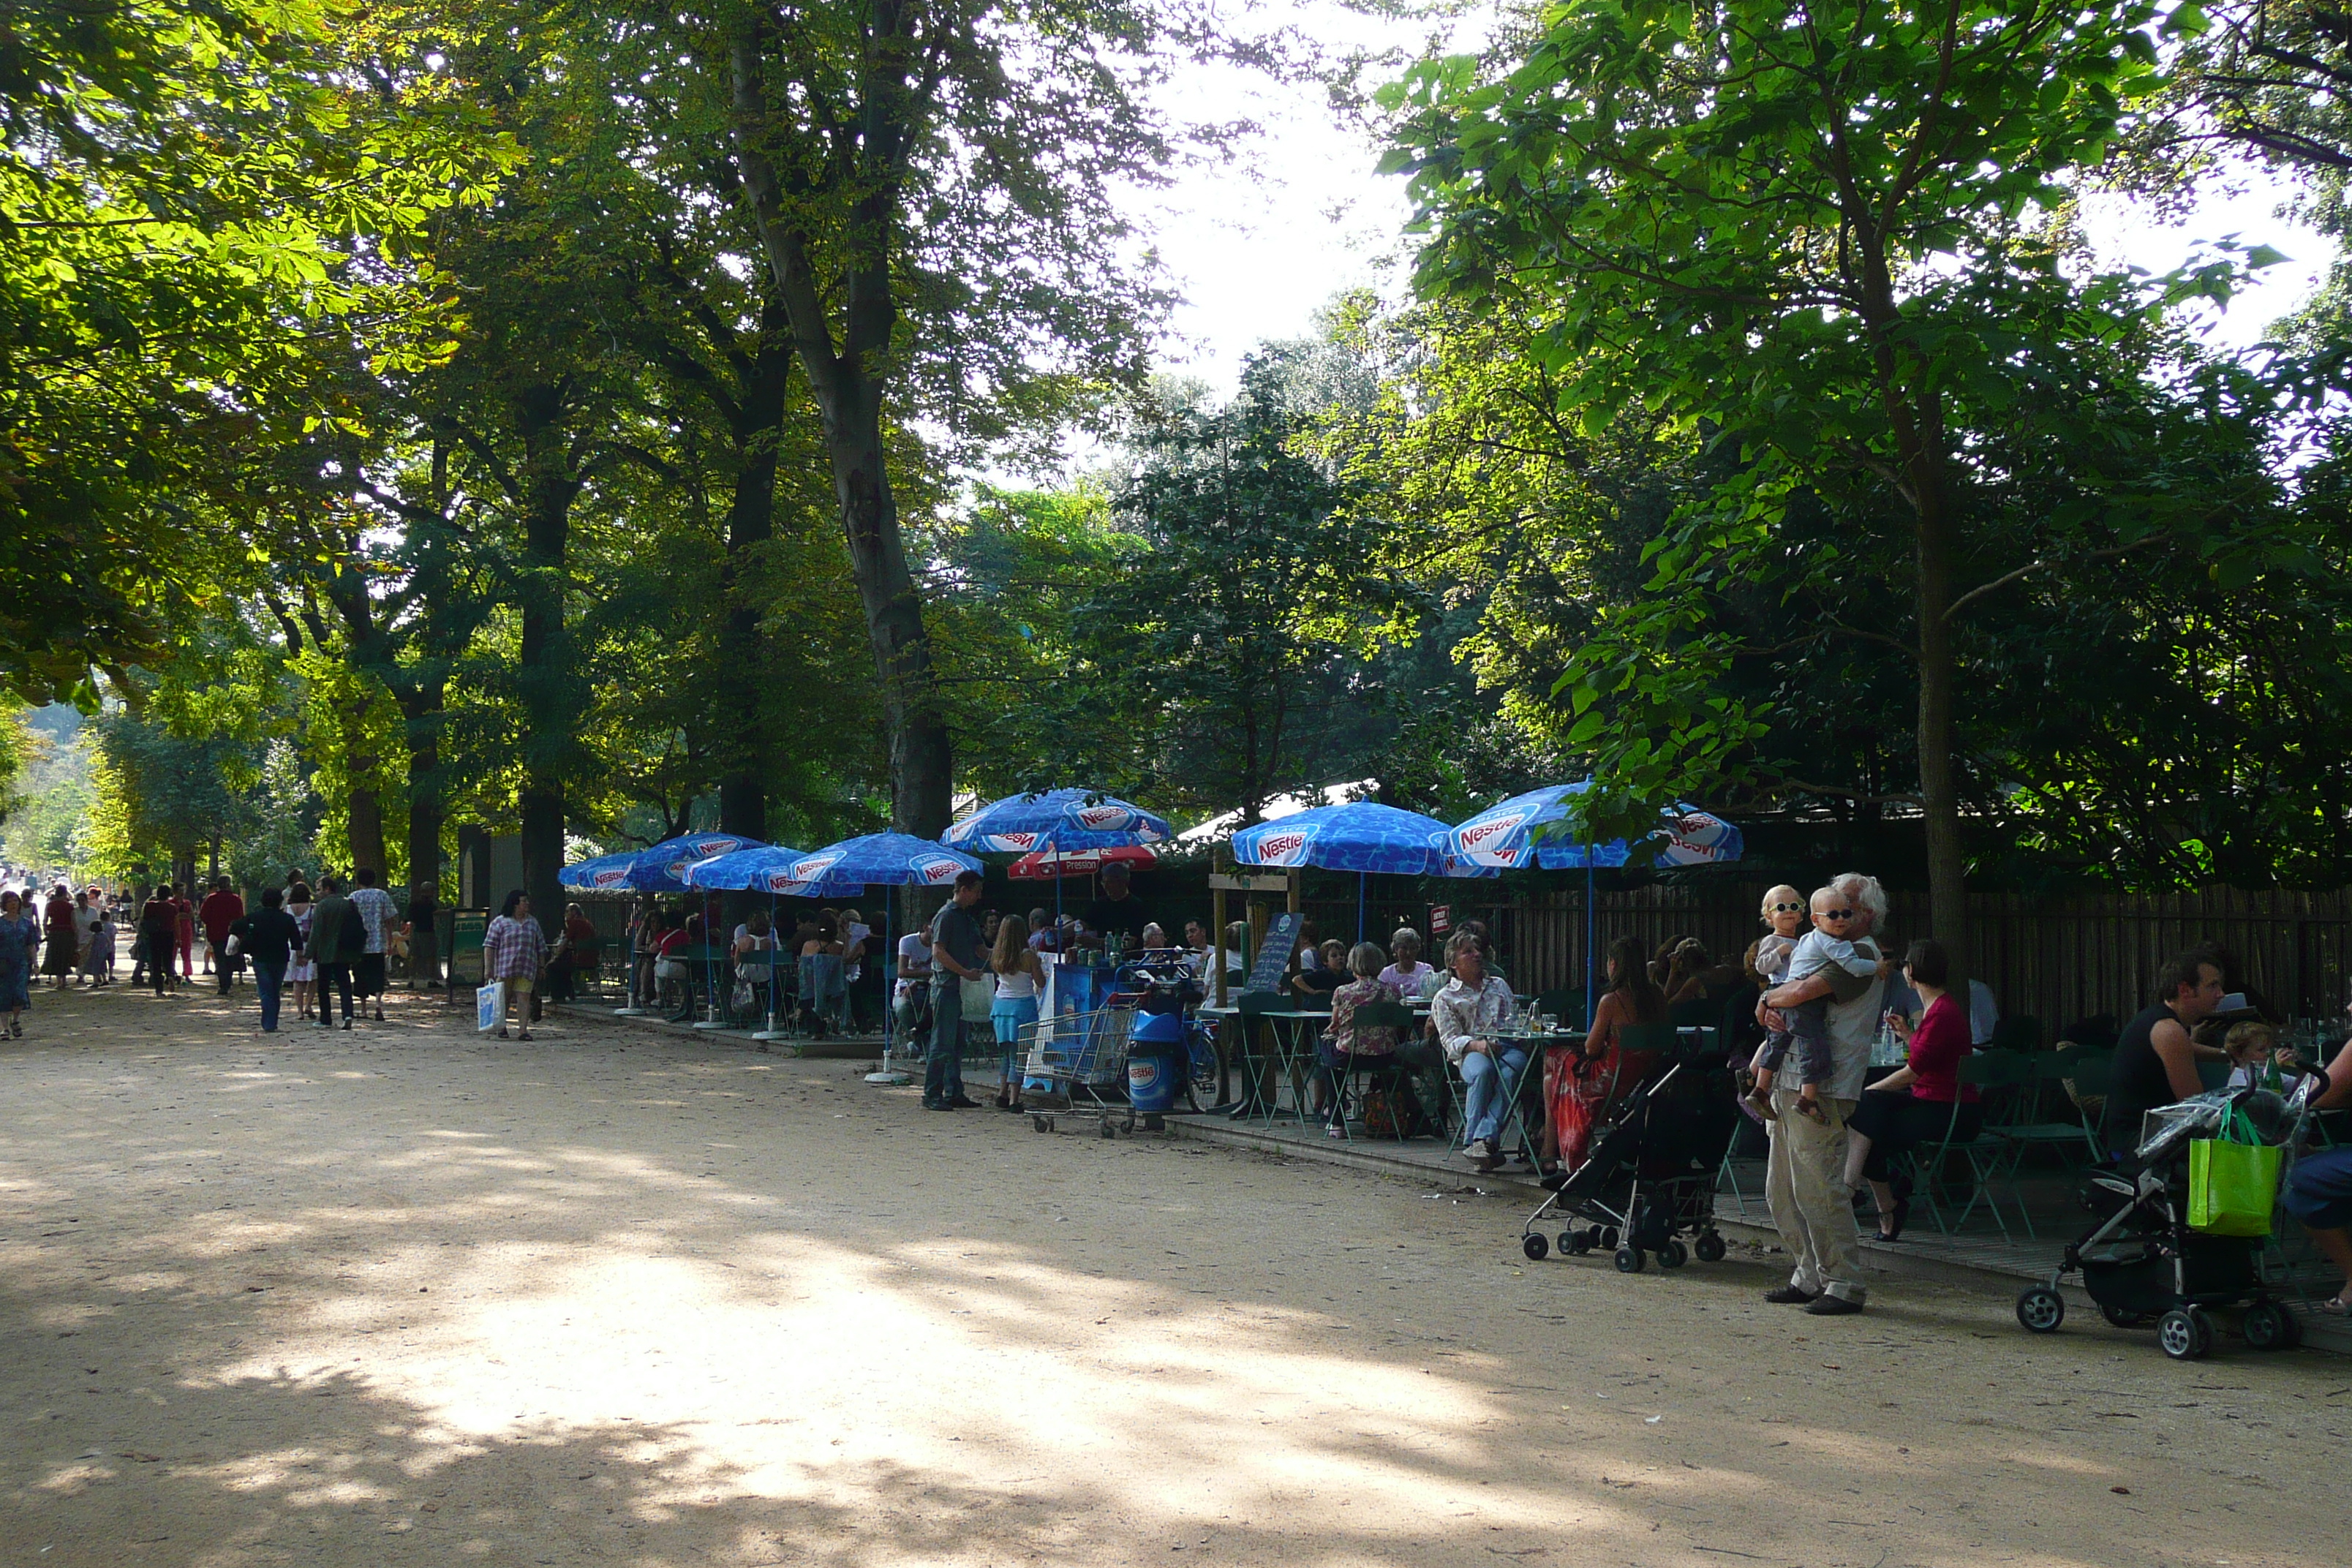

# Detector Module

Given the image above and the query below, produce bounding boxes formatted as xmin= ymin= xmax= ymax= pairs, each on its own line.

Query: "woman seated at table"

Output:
xmin=1842 ymin=938 xmax=1978 ymax=1241
xmin=1379 ymin=927 xmax=1437 ymax=999
xmin=1315 ymin=943 xmax=1410 ymax=1136
xmin=733 ymin=910 xmax=777 ymax=1018
xmin=1433 ymin=935 xmax=1521 ymax=1172
xmin=1542 ymin=935 xmax=1668 ymax=1177
xmin=799 ymin=913 xmax=846 ymax=1034
xmin=658 ymin=914 xmax=701 ymax=1022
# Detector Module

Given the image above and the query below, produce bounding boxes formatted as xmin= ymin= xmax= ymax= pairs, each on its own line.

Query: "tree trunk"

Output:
xmin=726 ymin=29 xmax=955 ymax=838
xmin=830 ymin=406 xmax=954 ymax=837
xmin=402 ymin=676 xmax=445 ymax=900
xmin=712 ymin=355 xmax=788 ymax=845
xmin=348 ymin=786 xmax=388 ymax=883
xmin=516 ymin=382 xmax=579 ymax=928
xmin=1914 ymin=489 xmax=1969 ymax=989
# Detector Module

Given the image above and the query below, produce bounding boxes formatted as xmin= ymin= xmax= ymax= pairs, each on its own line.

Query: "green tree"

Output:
xmin=1382 ymin=0 xmax=2292 ymax=965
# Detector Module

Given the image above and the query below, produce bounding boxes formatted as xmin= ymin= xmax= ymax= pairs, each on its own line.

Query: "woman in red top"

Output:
xmin=1844 ymin=938 xmax=1980 ymax=1240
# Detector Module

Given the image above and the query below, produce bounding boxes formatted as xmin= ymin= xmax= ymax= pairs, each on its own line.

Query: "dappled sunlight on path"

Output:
xmin=0 ymin=983 xmax=2333 ymax=1567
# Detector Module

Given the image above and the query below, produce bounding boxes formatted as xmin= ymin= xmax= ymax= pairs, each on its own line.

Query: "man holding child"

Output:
xmin=1757 ymin=871 xmax=1890 ymax=1316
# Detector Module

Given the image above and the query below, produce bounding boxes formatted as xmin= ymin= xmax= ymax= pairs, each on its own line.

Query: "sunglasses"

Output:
xmin=1769 ymin=902 xmax=1804 ymax=914
xmin=1820 ymin=908 xmax=1857 ymax=921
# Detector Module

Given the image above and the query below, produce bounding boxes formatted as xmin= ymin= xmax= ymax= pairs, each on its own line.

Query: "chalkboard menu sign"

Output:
xmin=1243 ymin=911 xmax=1303 ymax=994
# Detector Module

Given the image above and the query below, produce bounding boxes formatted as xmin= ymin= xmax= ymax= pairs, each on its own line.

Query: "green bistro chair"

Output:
xmin=1910 ymin=1052 xmax=2033 ymax=1242
xmin=1235 ymin=990 xmax=1296 ymax=1126
xmin=1327 ymin=1000 xmax=1425 ymax=1144
xmin=1988 ymin=1046 xmax=2103 ymax=1180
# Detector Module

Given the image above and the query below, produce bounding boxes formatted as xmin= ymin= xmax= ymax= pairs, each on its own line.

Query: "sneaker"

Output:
xmin=1763 ymin=1284 xmax=1820 ymax=1305
xmin=1805 ymin=1294 xmax=1865 ymax=1316
xmin=1460 ymin=1138 xmax=1492 ymax=1164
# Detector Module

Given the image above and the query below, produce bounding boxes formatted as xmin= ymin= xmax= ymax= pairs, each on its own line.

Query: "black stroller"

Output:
xmin=1519 ymin=1053 xmax=1741 ymax=1273
xmin=2013 ymin=1067 xmax=2329 ymax=1360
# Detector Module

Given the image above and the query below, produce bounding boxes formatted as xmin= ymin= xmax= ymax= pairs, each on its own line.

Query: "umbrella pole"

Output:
xmin=1584 ymin=856 xmax=1596 ymax=1029
xmin=1357 ymin=871 xmax=1365 ymax=946
xmin=754 ymin=888 xmax=788 ymax=1043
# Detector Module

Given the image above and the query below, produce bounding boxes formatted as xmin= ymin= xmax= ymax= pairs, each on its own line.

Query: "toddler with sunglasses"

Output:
xmin=1745 ymin=884 xmax=1879 ymax=1123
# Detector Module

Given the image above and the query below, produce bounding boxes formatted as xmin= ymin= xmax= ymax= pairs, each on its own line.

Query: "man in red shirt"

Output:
xmin=198 ymin=878 xmax=245 ymax=993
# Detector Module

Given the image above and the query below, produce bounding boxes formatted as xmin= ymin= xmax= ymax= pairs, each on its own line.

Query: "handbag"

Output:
xmin=960 ymin=973 xmax=995 ymax=1022
xmin=476 ymin=981 xmax=507 ymax=1033
xmin=2187 ymin=1107 xmax=2280 ymax=1236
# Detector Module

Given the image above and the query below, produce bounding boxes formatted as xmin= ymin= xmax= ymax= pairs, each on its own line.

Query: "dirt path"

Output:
xmin=0 ymin=982 xmax=2336 ymax=1567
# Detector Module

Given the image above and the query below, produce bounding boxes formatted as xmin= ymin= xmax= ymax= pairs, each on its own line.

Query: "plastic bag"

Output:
xmin=2187 ymin=1107 xmax=2280 ymax=1236
xmin=477 ymin=981 xmax=507 ymax=1034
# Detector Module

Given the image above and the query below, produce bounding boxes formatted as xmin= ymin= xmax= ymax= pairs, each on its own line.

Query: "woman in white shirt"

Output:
xmin=1431 ymin=936 xmax=1522 ymax=1172
xmin=990 ymin=914 xmax=1044 ymax=1110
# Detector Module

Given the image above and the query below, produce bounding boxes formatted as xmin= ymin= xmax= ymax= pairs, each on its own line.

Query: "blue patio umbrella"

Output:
xmin=1441 ymin=784 xmax=1744 ymax=1022
xmin=680 ymin=845 xmax=815 ymax=1039
xmin=942 ymin=788 xmax=1174 ymax=854
xmin=1230 ymin=802 xmax=1492 ymax=943
xmin=941 ymin=788 xmax=1172 ymax=931
xmin=620 ymin=832 xmax=764 ymax=892
xmin=557 ymin=851 xmax=639 ymax=892
xmin=559 ymin=833 xmax=761 ymax=1017
xmin=780 ymin=834 xmax=986 ymax=1058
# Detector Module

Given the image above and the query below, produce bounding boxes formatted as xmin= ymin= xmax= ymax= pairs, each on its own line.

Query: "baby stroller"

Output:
xmin=1518 ymin=1053 xmax=1740 ymax=1273
xmin=2013 ymin=1067 xmax=2329 ymax=1360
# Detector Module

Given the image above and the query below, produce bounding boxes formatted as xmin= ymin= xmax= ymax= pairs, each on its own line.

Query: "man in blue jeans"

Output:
xmin=2285 ymin=1031 xmax=2352 ymax=1316
xmin=927 ymin=870 xmax=987 ymax=1110
xmin=235 ymin=887 xmax=303 ymax=1033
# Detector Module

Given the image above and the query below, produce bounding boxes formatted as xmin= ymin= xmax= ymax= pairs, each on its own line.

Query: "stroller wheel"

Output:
xmin=2242 ymin=1300 xmax=2296 ymax=1352
xmin=1656 ymin=1239 xmax=1688 ymax=1270
xmin=1613 ymin=1245 xmax=1644 ymax=1274
xmin=1600 ymin=1226 xmax=1621 ymax=1250
xmin=1031 ymin=1114 xmax=1054 ymax=1134
xmin=1561 ymin=1231 xmax=1587 ymax=1256
xmin=2015 ymin=1285 xmax=2065 ymax=1334
xmin=1522 ymin=1233 xmax=1550 ymax=1262
xmin=1693 ymin=1232 xmax=1727 ymax=1264
xmin=2098 ymin=1303 xmax=2152 ymax=1330
xmin=2157 ymin=1306 xmax=2213 ymax=1360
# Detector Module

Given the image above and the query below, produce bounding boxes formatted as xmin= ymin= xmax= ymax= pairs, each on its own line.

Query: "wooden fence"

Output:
xmin=1303 ymin=881 xmax=2352 ymax=1044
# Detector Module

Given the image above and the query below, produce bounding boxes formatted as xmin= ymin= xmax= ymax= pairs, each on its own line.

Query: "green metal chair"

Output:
xmin=1989 ymin=1046 xmax=2104 ymax=1178
xmin=1235 ymin=990 xmax=1294 ymax=1126
xmin=1329 ymin=1000 xmax=1426 ymax=1143
xmin=1909 ymin=1053 xmax=2032 ymax=1242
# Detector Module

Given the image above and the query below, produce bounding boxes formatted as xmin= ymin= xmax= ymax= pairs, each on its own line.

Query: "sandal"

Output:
xmin=2317 ymin=1295 xmax=2351 ymax=1316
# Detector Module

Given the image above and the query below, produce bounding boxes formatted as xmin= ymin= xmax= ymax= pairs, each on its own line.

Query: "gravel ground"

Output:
xmin=0 ymin=979 xmax=2338 ymax=1568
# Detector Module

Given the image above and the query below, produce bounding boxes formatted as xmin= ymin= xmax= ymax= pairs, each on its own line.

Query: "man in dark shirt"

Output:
xmin=233 ymin=887 xmax=303 ymax=1033
xmin=309 ymin=875 xmax=358 ymax=1030
xmin=927 ymin=871 xmax=987 ymax=1110
xmin=2105 ymin=951 xmax=2227 ymax=1154
xmin=1080 ymin=862 xmax=1150 ymax=951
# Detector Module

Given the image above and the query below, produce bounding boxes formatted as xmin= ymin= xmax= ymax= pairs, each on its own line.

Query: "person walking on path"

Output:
xmin=0 ymin=889 xmax=38 ymax=1036
xmin=309 ymin=875 xmax=359 ymax=1030
xmin=286 ymin=884 xmax=317 ymax=1022
xmin=83 ymin=897 xmax=114 ymax=985
xmin=483 ymin=890 xmax=547 ymax=1040
xmin=407 ymin=881 xmax=441 ymax=990
xmin=173 ymin=886 xmax=195 ymax=981
xmin=348 ymin=867 xmax=399 ymax=1022
xmin=1756 ymin=871 xmax=1889 ymax=1316
xmin=232 ymin=887 xmax=303 ymax=1033
xmin=41 ymin=884 xmax=76 ymax=989
xmin=199 ymin=878 xmax=245 ymax=995
xmin=926 ymin=871 xmax=988 ymax=1111
xmin=139 ymin=885 xmax=181 ymax=997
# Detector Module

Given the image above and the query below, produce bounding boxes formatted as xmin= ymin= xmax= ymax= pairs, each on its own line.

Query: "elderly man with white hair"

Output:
xmin=1756 ymin=871 xmax=1891 ymax=1315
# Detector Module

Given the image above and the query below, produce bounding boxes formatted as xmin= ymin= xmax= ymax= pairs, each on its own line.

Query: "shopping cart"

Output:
xmin=1023 ymin=951 xmax=1216 ymax=1137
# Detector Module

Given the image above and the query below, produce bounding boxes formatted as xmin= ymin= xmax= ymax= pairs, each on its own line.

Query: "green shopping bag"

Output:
xmin=2186 ymin=1108 xmax=2280 ymax=1237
